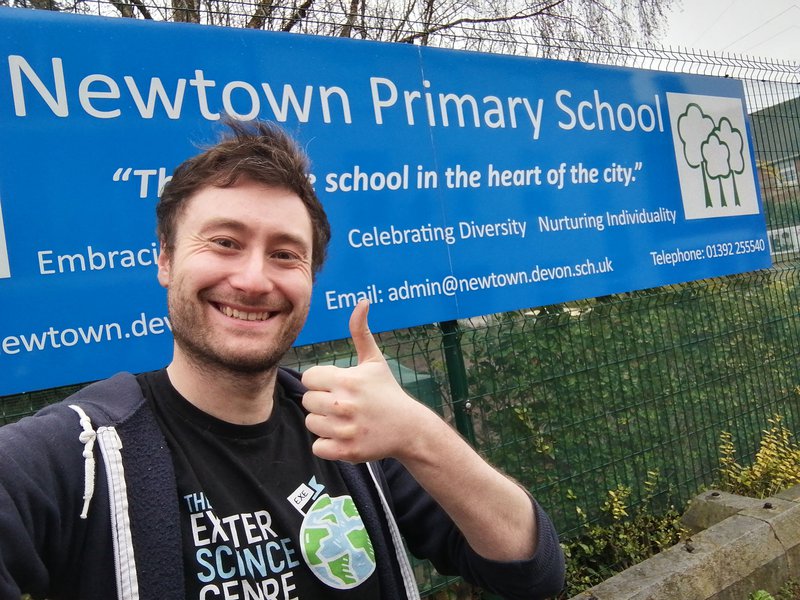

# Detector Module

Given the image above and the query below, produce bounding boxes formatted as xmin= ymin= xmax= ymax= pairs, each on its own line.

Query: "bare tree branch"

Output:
xmin=246 ymin=0 xmax=274 ymax=29
xmin=281 ymin=0 xmax=314 ymax=31
xmin=123 ymin=0 xmax=153 ymax=20
xmin=396 ymin=0 xmax=567 ymax=45
xmin=27 ymin=0 xmax=61 ymax=9
xmin=129 ymin=0 xmax=153 ymax=19
xmin=172 ymin=0 xmax=200 ymax=22
xmin=110 ymin=0 xmax=134 ymax=17
xmin=340 ymin=0 xmax=360 ymax=37
xmin=28 ymin=0 xmax=679 ymax=57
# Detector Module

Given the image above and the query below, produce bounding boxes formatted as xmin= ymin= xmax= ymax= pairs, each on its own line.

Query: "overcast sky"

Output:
xmin=659 ymin=0 xmax=798 ymax=62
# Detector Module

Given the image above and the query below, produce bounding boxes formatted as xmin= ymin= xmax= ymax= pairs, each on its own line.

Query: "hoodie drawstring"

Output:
xmin=366 ymin=462 xmax=421 ymax=600
xmin=69 ymin=405 xmax=140 ymax=600
xmin=69 ymin=404 xmax=96 ymax=519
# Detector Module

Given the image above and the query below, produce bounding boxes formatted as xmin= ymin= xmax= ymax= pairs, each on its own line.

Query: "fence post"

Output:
xmin=439 ymin=319 xmax=476 ymax=445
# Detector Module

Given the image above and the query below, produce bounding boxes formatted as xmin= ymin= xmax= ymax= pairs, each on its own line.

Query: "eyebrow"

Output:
xmin=199 ymin=218 xmax=249 ymax=235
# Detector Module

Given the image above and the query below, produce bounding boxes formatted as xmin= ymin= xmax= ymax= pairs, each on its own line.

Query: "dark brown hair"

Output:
xmin=157 ymin=120 xmax=330 ymax=276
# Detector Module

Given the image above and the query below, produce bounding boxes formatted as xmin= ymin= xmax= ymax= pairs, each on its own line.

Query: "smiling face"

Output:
xmin=157 ymin=180 xmax=314 ymax=376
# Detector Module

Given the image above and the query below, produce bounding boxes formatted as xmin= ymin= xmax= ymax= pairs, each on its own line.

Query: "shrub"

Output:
xmin=559 ymin=473 xmax=686 ymax=597
xmin=718 ymin=414 xmax=800 ymax=498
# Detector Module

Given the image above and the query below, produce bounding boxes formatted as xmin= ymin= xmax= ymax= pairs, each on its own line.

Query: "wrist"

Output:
xmin=392 ymin=403 xmax=460 ymax=468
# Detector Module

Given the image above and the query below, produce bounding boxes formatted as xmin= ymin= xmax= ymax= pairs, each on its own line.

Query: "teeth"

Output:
xmin=219 ymin=305 xmax=270 ymax=321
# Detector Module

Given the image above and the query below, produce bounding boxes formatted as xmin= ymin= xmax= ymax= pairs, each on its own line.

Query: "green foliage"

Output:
xmin=559 ymin=473 xmax=686 ymax=597
xmin=558 ymin=412 xmax=800 ymax=599
xmin=749 ymin=580 xmax=800 ymax=600
xmin=462 ymin=272 xmax=800 ymax=536
xmin=396 ymin=270 xmax=800 ymax=597
xmin=421 ymin=582 xmax=481 ymax=599
xmin=776 ymin=580 xmax=800 ymax=600
xmin=718 ymin=414 xmax=800 ymax=498
xmin=763 ymin=183 xmax=800 ymax=231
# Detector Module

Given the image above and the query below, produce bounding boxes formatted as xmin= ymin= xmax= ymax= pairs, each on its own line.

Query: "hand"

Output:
xmin=301 ymin=300 xmax=431 ymax=463
xmin=304 ymin=301 xmax=538 ymax=561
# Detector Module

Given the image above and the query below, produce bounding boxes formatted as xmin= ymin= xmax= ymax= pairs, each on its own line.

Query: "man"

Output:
xmin=0 ymin=121 xmax=564 ymax=599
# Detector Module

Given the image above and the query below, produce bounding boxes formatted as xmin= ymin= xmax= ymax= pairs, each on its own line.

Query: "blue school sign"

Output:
xmin=0 ymin=8 xmax=770 ymax=395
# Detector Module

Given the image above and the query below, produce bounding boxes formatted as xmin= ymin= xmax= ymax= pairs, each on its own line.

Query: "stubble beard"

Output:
xmin=168 ymin=289 xmax=308 ymax=376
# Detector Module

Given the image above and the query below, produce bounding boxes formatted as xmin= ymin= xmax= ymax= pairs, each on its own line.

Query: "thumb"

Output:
xmin=349 ymin=299 xmax=383 ymax=364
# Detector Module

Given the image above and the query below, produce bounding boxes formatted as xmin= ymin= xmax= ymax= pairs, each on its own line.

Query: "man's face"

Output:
xmin=157 ymin=180 xmax=314 ymax=374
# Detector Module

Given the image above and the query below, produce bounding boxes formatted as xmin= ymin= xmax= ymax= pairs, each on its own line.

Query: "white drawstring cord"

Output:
xmin=69 ymin=405 xmax=140 ymax=599
xmin=69 ymin=404 xmax=96 ymax=519
xmin=98 ymin=426 xmax=140 ymax=600
xmin=366 ymin=462 xmax=421 ymax=600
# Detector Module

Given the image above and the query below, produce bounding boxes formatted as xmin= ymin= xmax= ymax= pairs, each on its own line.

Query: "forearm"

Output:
xmin=395 ymin=405 xmax=537 ymax=561
xmin=384 ymin=455 xmax=566 ymax=600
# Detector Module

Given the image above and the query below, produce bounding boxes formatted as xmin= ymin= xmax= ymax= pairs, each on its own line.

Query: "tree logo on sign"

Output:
xmin=666 ymin=92 xmax=761 ymax=220
xmin=676 ymin=104 xmax=746 ymax=209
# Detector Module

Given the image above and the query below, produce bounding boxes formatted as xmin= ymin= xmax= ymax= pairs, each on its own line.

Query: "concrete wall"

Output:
xmin=570 ymin=485 xmax=800 ymax=600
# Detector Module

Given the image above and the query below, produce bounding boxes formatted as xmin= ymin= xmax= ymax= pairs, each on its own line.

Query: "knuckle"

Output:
xmin=300 ymin=366 xmax=317 ymax=383
xmin=335 ymin=399 xmax=357 ymax=419
xmin=337 ymin=445 xmax=362 ymax=463
xmin=337 ymin=367 xmax=363 ymax=390
xmin=339 ymin=423 xmax=359 ymax=441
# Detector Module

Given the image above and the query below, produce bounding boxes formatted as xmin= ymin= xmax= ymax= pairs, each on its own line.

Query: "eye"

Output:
xmin=271 ymin=249 xmax=300 ymax=261
xmin=211 ymin=237 xmax=239 ymax=250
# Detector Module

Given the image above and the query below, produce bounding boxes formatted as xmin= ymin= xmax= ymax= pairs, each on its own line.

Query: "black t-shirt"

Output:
xmin=137 ymin=369 xmax=381 ymax=599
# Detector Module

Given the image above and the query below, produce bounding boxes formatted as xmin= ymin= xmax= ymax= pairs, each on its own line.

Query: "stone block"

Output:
xmin=681 ymin=490 xmax=762 ymax=533
xmin=571 ymin=509 xmax=796 ymax=600
xmin=775 ymin=484 xmax=800 ymax=503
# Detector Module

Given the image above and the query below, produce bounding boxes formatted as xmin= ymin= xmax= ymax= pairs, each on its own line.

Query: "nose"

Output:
xmin=228 ymin=250 xmax=275 ymax=295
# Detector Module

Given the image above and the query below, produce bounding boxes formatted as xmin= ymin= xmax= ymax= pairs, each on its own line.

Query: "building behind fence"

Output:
xmin=2 ymin=2 xmax=799 ymax=596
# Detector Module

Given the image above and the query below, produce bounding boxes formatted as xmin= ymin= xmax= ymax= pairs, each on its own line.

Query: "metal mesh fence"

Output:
xmin=2 ymin=3 xmax=800 ymax=596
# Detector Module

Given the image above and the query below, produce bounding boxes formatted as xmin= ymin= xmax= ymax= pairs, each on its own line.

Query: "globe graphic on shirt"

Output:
xmin=300 ymin=494 xmax=376 ymax=589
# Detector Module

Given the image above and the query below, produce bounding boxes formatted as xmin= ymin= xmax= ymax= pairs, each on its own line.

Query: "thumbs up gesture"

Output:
xmin=301 ymin=299 xmax=431 ymax=463
xmin=303 ymin=302 xmax=539 ymax=562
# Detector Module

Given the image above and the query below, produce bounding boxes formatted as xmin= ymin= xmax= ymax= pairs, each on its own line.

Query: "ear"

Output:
xmin=156 ymin=240 xmax=171 ymax=289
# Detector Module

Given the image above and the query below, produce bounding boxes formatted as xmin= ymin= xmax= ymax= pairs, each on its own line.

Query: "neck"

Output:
xmin=166 ymin=351 xmax=278 ymax=425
